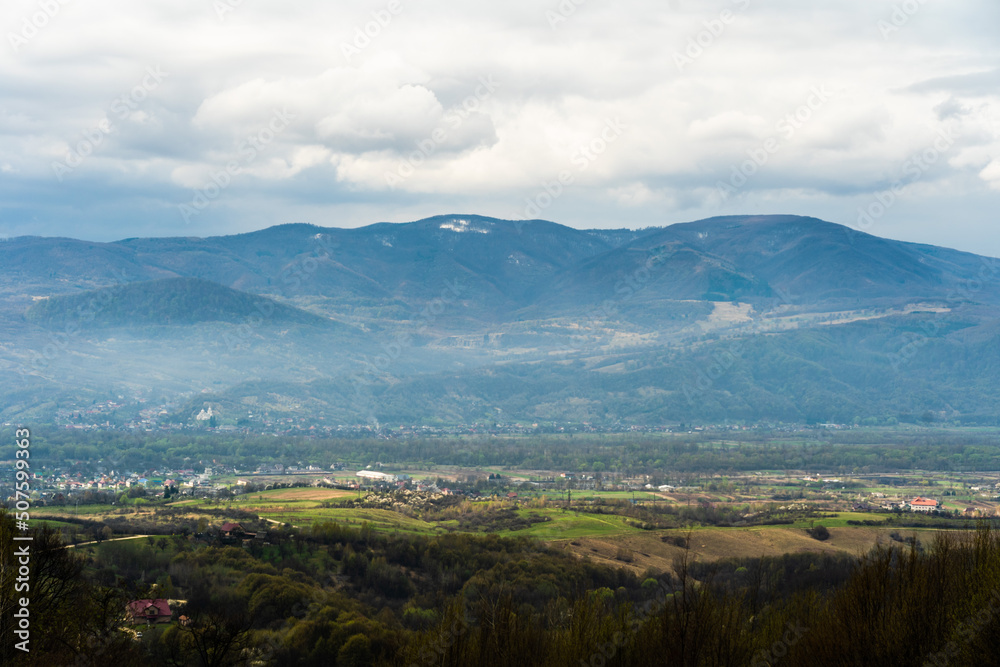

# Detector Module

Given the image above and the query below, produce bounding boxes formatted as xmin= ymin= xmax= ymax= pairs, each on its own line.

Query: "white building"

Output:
xmin=357 ymin=470 xmax=397 ymax=483
xmin=909 ymin=497 xmax=940 ymax=512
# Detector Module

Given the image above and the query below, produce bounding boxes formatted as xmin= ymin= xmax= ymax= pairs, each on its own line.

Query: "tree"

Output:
xmin=807 ymin=524 xmax=830 ymax=541
xmin=337 ymin=633 xmax=373 ymax=667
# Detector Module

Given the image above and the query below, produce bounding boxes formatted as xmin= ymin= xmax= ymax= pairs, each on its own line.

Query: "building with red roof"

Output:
xmin=909 ymin=497 xmax=940 ymax=513
xmin=127 ymin=599 xmax=172 ymax=625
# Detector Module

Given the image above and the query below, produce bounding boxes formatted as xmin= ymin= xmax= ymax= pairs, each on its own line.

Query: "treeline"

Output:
xmin=6 ymin=509 xmax=1000 ymax=665
xmin=7 ymin=426 xmax=1000 ymax=475
xmin=405 ymin=525 xmax=1000 ymax=666
xmin=23 ymin=276 xmax=329 ymax=328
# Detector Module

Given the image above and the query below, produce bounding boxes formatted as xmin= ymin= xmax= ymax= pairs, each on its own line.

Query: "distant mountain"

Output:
xmin=3 ymin=214 xmax=999 ymax=427
xmin=24 ymin=277 xmax=337 ymax=329
xmin=4 ymin=214 xmax=997 ymax=315
xmin=189 ymin=311 xmax=1000 ymax=427
xmin=532 ymin=215 xmax=1000 ymax=314
xmin=642 ymin=215 xmax=994 ymax=304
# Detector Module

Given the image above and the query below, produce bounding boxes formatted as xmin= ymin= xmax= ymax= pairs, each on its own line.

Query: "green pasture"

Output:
xmin=501 ymin=508 xmax=642 ymax=540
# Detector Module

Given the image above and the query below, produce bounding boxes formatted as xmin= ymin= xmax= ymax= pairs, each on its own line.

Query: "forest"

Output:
xmin=3 ymin=509 xmax=1000 ymax=666
xmin=6 ymin=426 xmax=1000 ymax=476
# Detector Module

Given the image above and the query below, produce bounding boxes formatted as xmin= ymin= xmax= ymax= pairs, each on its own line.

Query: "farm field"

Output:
xmin=556 ymin=522 xmax=968 ymax=575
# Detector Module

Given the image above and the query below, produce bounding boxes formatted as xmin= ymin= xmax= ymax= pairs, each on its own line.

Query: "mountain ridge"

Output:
xmin=4 ymin=213 xmax=1000 ymax=426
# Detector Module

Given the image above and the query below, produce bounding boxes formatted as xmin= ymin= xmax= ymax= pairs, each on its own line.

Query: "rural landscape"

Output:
xmin=4 ymin=0 xmax=1000 ymax=664
xmin=4 ymin=421 xmax=1000 ymax=664
xmin=3 ymin=214 xmax=1000 ymax=665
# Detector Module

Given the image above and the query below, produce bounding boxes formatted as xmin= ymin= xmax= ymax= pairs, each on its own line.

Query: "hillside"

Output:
xmin=2 ymin=214 xmax=999 ymax=426
xmin=24 ymin=277 xmax=338 ymax=329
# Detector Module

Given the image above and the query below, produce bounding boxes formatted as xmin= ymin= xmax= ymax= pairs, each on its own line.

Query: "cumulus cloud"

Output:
xmin=0 ymin=0 xmax=998 ymax=254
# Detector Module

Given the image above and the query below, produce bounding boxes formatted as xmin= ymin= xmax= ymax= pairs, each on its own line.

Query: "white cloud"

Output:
xmin=0 ymin=0 xmax=998 ymax=254
xmin=979 ymin=160 xmax=1000 ymax=190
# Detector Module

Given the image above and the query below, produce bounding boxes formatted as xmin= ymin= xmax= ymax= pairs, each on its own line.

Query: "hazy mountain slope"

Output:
xmin=203 ymin=311 xmax=997 ymax=426
xmin=0 ymin=236 xmax=171 ymax=293
xmin=640 ymin=215 xmax=996 ymax=304
xmin=24 ymin=277 xmax=340 ymax=328
xmin=528 ymin=238 xmax=774 ymax=319
xmin=4 ymin=213 xmax=1000 ymax=427
xmin=4 ymin=215 xmax=998 ymax=316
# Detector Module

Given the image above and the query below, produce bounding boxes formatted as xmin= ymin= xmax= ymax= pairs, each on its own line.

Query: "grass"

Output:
xmin=29 ymin=518 xmax=78 ymax=530
xmin=248 ymin=506 xmax=445 ymax=535
xmin=529 ymin=490 xmax=664 ymax=503
xmin=168 ymin=487 xmax=354 ymax=515
xmin=786 ymin=511 xmax=888 ymax=529
xmin=37 ymin=504 xmax=117 ymax=516
xmin=501 ymin=508 xmax=641 ymax=539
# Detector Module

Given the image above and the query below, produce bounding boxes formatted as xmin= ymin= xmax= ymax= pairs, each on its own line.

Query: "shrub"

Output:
xmin=807 ymin=525 xmax=830 ymax=541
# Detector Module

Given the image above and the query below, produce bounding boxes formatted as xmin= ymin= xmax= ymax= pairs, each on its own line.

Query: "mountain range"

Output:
xmin=2 ymin=214 xmax=998 ymax=427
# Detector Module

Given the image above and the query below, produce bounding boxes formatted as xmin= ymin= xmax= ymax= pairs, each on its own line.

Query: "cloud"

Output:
xmin=979 ymin=160 xmax=1000 ymax=191
xmin=0 ymin=0 xmax=998 ymax=256
xmin=907 ymin=69 xmax=1000 ymax=97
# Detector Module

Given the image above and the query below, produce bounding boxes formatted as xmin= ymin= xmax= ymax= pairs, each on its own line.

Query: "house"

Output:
xmin=220 ymin=522 xmax=256 ymax=541
xmin=909 ymin=497 xmax=940 ymax=513
xmin=220 ymin=522 xmax=245 ymax=537
xmin=127 ymin=599 xmax=172 ymax=625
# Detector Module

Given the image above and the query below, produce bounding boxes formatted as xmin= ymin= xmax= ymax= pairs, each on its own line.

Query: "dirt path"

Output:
xmin=65 ymin=534 xmax=152 ymax=549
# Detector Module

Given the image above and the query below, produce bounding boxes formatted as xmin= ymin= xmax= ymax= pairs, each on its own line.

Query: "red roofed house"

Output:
xmin=220 ymin=521 xmax=256 ymax=542
xmin=220 ymin=522 xmax=245 ymax=537
xmin=128 ymin=599 xmax=172 ymax=625
xmin=909 ymin=497 xmax=940 ymax=513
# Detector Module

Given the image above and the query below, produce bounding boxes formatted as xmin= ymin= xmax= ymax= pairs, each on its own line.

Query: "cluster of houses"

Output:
xmin=33 ymin=466 xmax=228 ymax=498
xmin=4 ymin=461 xmax=358 ymax=506
xmin=354 ymin=470 xmax=455 ymax=493
xmin=864 ymin=494 xmax=943 ymax=513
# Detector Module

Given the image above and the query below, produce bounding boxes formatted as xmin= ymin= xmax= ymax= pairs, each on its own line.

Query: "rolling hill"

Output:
xmin=24 ymin=277 xmax=340 ymax=329
xmin=2 ymin=214 xmax=998 ymax=426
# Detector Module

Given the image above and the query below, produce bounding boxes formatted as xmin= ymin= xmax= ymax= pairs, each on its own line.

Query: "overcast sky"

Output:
xmin=1 ymin=0 xmax=998 ymax=254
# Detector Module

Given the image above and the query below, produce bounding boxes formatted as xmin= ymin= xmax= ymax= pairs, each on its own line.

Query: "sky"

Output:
xmin=1 ymin=0 xmax=999 ymax=255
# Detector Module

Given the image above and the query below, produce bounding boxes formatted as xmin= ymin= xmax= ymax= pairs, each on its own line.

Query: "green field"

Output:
xmin=501 ymin=508 xmax=641 ymax=539
xmin=785 ymin=511 xmax=888 ymax=529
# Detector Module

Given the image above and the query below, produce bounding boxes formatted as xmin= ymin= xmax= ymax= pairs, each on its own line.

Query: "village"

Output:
xmin=7 ymin=454 xmax=1000 ymax=520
